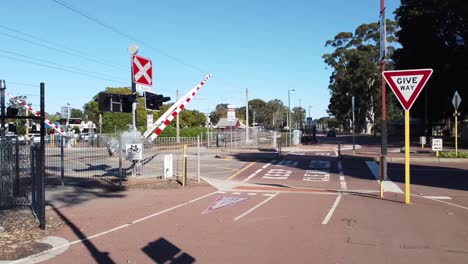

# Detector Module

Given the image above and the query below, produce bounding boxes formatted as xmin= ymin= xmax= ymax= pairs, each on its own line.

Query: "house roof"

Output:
xmin=215 ymin=118 xmax=246 ymax=128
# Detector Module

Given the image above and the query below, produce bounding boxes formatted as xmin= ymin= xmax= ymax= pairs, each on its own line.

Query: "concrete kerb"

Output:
xmin=0 ymin=236 xmax=70 ymax=264
xmin=341 ymin=153 xmax=468 ymax=164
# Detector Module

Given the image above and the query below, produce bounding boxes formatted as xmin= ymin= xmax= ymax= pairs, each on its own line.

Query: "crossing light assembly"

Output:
xmin=145 ymin=91 xmax=170 ymax=110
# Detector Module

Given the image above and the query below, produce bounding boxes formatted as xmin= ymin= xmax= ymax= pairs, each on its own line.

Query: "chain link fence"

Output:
xmin=43 ymin=134 xmax=201 ymax=187
xmin=205 ymin=128 xmax=278 ymax=149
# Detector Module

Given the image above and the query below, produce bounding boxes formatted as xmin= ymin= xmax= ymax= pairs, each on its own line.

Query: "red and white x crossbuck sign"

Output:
xmin=132 ymin=55 xmax=152 ymax=86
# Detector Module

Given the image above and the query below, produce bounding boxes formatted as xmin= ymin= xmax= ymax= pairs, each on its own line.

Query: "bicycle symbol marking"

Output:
xmin=127 ymin=144 xmax=141 ymax=154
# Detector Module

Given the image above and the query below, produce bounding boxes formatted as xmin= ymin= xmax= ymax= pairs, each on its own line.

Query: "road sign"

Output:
xmin=452 ymin=91 xmax=461 ymax=110
xmin=132 ymin=55 xmax=152 ymax=86
xmin=306 ymin=117 xmax=313 ymax=125
xmin=126 ymin=143 xmax=142 ymax=160
xmin=382 ymin=69 xmax=433 ymax=111
xmin=432 ymin=138 xmax=443 ymax=151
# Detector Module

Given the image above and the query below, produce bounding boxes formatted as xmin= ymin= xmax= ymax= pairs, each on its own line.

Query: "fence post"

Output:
xmin=15 ymin=138 xmax=20 ymax=196
xmin=118 ymin=135 xmax=122 ymax=189
xmin=60 ymin=136 xmax=65 ymax=186
xmin=197 ymin=135 xmax=200 ymax=183
xmin=182 ymin=144 xmax=187 ymax=187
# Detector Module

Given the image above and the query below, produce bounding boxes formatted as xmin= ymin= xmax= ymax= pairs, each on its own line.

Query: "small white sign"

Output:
xmin=432 ymin=138 xmax=443 ymax=151
xmin=452 ymin=91 xmax=461 ymax=110
xmin=136 ymin=84 xmax=151 ymax=92
xmin=126 ymin=143 xmax=143 ymax=160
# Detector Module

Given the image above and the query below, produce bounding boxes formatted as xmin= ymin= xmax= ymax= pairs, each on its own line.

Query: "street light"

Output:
xmin=288 ymin=89 xmax=295 ymax=146
xmin=308 ymin=106 xmax=311 ymax=118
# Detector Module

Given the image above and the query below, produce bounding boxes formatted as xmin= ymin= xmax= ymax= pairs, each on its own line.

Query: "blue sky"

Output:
xmin=0 ymin=0 xmax=400 ymax=120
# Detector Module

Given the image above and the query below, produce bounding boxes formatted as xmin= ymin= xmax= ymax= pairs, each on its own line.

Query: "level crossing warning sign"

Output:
xmin=382 ymin=69 xmax=433 ymax=111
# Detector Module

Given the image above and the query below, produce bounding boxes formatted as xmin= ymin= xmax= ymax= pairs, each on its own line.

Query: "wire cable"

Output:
xmin=0 ymin=24 xmax=127 ymax=70
xmin=52 ymin=0 xmax=209 ymax=74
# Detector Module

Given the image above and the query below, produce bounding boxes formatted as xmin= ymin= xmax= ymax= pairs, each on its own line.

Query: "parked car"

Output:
xmin=326 ymin=130 xmax=336 ymax=137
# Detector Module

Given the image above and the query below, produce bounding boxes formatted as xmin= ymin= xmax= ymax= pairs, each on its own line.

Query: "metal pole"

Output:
xmin=288 ymin=90 xmax=291 ymax=146
xmin=0 ymin=80 xmax=6 ymax=137
xmin=380 ymin=0 xmax=388 ymax=181
xmin=455 ymin=96 xmax=458 ymax=157
xmin=352 ymin=96 xmax=356 ymax=154
xmin=61 ymin=136 xmax=64 ymax=186
xmin=176 ymin=90 xmax=180 ymax=143
xmin=197 ymin=135 xmax=200 ymax=183
xmin=246 ymin=88 xmax=249 ymax=142
xmin=39 ymin=82 xmax=46 ymax=230
xmin=119 ymin=135 xmax=123 ymax=189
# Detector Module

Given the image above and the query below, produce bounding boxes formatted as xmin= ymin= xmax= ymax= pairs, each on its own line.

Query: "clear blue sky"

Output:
xmin=0 ymin=0 xmax=400 ymax=120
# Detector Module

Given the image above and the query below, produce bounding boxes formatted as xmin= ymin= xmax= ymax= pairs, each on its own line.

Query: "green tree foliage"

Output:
xmin=394 ymin=0 xmax=468 ymax=134
xmin=83 ymin=87 xmax=207 ymax=134
xmin=323 ymin=20 xmax=399 ymax=133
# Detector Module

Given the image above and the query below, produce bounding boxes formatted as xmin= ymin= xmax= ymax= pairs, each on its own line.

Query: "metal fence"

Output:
xmin=43 ymin=134 xmax=201 ymax=187
xmin=205 ymin=129 xmax=277 ymax=149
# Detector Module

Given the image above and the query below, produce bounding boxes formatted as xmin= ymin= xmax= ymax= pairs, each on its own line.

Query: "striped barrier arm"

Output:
xmin=143 ymin=74 xmax=212 ymax=140
xmin=9 ymin=94 xmax=67 ymax=136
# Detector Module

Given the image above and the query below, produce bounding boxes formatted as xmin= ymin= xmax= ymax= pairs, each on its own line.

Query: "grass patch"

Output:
xmin=438 ymin=151 xmax=468 ymax=158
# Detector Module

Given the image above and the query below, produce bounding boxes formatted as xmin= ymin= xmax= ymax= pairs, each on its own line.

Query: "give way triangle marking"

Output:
xmin=202 ymin=196 xmax=251 ymax=214
xmin=382 ymin=69 xmax=433 ymax=111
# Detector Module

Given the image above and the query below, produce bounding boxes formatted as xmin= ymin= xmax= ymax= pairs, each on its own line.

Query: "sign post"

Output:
xmin=452 ymin=91 xmax=461 ymax=157
xmin=382 ymin=69 xmax=433 ymax=204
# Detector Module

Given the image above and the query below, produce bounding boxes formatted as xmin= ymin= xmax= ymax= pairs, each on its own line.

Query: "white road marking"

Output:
xmin=322 ymin=194 xmax=342 ymax=225
xmin=365 ymin=161 xmax=403 ymax=194
xmin=303 ymin=170 xmax=330 ymax=181
xmin=338 ymin=161 xmax=347 ymax=190
xmin=263 ymin=168 xmax=292 ymax=180
xmin=247 ymin=193 xmax=257 ymax=196
xmin=17 ymin=191 xmax=218 ymax=263
xmin=417 ymin=195 xmax=468 ymax=210
xmin=263 ymin=193 xmax=275 ymax=197
xmin=421 ymin=196 xmax=452 ymax=200
xmin=242 ymin=160 xmax=275 ymax=183
xmin=234 ymin=193 xmax=279 ymax=221
xmin=232 ymin=192 xmax=241 ymax=195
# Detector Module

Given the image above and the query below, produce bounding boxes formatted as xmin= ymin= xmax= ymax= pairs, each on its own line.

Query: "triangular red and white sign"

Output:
xmin=382 ymin=69 xmax=433 ymax=111
xmin=202 ymin=196 xmax=251 ymax=214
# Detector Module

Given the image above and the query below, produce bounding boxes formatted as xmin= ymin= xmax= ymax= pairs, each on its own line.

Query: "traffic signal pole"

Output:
xmin=380 ymin=0 xmax=388 ymax=196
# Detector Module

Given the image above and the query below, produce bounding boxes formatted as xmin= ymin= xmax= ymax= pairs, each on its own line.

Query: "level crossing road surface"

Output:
xmin=29 ymin=146 xmax=468 ymax=264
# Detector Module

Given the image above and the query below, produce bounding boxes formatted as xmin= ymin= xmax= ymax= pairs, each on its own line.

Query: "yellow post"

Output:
xmin=182 ymin=144 xmax=187 ymax=187
xmin=405 ymin=110 xmax=410 ymax=204
xmin=455 ymin=110 xmax=458 ymax=157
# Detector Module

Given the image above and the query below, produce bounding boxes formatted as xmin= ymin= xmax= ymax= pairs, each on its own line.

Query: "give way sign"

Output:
xmin=132 ymin=55 xmax=152 ymax=86
xmin=382 ymin=69 xmax=433 ymax=111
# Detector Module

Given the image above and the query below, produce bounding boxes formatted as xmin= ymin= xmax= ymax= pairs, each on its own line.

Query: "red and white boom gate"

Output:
xmin=9 ymin=94 xmax=67 ymax=136
xmin=143 ymin=74 xmax=212 ymax=140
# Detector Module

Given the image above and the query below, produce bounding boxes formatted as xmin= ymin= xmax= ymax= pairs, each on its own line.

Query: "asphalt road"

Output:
xmin=16 ymin=142 xmax=468 ymax=264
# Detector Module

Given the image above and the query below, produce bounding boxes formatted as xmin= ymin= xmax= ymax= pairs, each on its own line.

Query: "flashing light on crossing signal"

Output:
xmin=145 ymin=92 xmax=170 ymax=110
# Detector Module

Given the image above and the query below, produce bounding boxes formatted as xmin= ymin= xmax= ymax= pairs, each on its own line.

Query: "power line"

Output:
xmin=0 ymin=49 xmax=128 ymax=83
xmin=0 ymin=30 xmax=127 ymax=72
xmin=0 ymin=54 xmax=128 ymax=85
xmin=0 ymin=25 xmax=128 ymax=71
xmin=53 ymin=0 xmax=209 ymax=74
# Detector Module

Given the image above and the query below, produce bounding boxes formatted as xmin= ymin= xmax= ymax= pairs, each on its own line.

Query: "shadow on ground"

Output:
xmin=143 ymin=238 xmax=195 ymax=264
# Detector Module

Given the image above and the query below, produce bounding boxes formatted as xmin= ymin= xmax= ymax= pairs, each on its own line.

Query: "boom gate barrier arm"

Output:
xmin=143 ymin=74 xmax=212 ymax=140
xmin=8 ymin=93 xmax=68 ymax=137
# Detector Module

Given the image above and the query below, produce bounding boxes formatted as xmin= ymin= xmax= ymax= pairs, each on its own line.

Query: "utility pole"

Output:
xmin=128 ymin=45 xmax=139 ymax=132
xmin=0 ymin=80 xmax=5 ymax=137
xmin=176 ymin=89 xmax=180 ymax=143
xmin=246 ymin=88 xmax=249 ymax=142
xmin=288 ymin=89 xmax=295 ymax=146
xmin=380 ymin=0 xmax=388 ymax=181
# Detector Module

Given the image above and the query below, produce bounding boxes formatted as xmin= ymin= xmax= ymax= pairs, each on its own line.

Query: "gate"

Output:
xmin=0 ymin=139 xmax=46 ymax=229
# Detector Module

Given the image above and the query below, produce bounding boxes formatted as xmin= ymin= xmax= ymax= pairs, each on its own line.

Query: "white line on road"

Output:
xmin=13 ymin=191 xmax=218 ymax=264
xmin=365 ymin=161 xmax=403 ymax=194
xmin=234 ymin=193 xmax=279 ymax=221
xmin=417 ymin=195 xmax=468 ymax=210
xmin=422 ymin=196 xmax=452 ymax=200
xmin=337 ymin=161 xmax=347 ymax=190
xmin=322 ymin=194 xmax=342 ymax=225
xmin=241 ymin=160 xmax=275 ymax=183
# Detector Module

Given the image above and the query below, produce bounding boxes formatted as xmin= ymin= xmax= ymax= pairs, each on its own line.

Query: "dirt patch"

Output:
xmin=121 ymin=178 xmax=210 ymax=190
xmin=0 ymin=208 xmax=63 ymax=261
